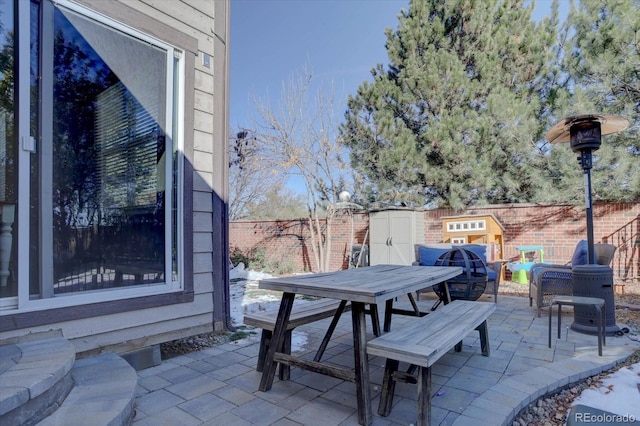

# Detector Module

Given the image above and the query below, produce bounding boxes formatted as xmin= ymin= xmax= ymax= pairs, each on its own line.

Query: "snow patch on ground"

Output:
xmin=229 ymin=263 xmax=309 ymax=351
xmin=571 ymin=361 xmax=640 ymax=419
xmin=229 ymin=262 xmax=274 ymax=281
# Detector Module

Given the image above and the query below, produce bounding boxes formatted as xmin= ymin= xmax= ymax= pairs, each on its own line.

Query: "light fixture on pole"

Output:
xmin=546 ymin=114 xmax=629 ymax=264
xmin=547 ymin=114 xmax=629 ymax=336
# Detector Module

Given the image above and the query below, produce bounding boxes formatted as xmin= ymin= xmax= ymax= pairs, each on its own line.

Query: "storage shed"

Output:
xmin=369 ymin=208 xmax=425 ymax=266
xmin=441 ymin=214 xmax=505 ymax=263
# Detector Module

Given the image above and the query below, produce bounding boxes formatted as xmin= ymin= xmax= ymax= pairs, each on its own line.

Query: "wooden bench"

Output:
xmin=245 ymin=298 xmax=364 ymax=380
xmin=366 ymin=300 xmax=496 ymax=426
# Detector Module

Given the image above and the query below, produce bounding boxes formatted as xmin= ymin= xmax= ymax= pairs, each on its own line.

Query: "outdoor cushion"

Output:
xmin=531 ymin=240 xmax=585 ymax=284
xmin=418 ymin=246 xmax=451 ymax=266
xmin=570 ymin=240 xmax=589 ymax=266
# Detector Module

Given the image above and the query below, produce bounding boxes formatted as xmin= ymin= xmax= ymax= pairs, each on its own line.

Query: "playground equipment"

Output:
xmin=508 ymin=245 xmax=546 ymax=284
xmin=441 ymin=214 xmax=505 ymax=280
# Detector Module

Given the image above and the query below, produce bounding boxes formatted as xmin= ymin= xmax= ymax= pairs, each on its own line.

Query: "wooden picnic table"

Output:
xmin=257 ymin=264 xmax=463 ymax=426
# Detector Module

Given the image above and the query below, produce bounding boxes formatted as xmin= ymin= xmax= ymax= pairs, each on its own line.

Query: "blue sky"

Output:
xmin=229 ymin=0 xmax=569 ymax=132
xmin=228 ymin=1 xmax=569 ymax=195
xmin=230 ymin=0 xmax=410 ymax=131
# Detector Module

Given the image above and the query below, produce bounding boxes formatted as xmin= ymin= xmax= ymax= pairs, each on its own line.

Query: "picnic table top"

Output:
xmin=258 ymin=264 xmax=462 ymax=304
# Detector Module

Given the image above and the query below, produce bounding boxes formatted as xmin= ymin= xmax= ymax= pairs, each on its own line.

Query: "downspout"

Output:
xmin=211 ymin=0 xmax=232 ymax=332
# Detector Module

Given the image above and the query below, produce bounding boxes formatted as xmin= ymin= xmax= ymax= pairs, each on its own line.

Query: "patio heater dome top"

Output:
xmin=546 ymin=114 xmax=629 ymax=144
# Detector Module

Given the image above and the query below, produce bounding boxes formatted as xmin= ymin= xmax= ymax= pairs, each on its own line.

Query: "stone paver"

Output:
xmin=133 ymin=295 xmax=640 ymax=425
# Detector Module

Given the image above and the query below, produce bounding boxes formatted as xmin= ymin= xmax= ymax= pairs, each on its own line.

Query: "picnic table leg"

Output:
xmin=439 ymin=281 xmax=452 ymax=305
xmin=407 ymin=292 xmax=421 ymax=315
xmin=352 ymin=302 xmax=373 ymax=425
xmin=365 ymin=304 xmax=382 ymax=336
xmin=314 ymin=300 xmax=348 ymax=362
xmin=431 ymin=281 xmax=452 ymax=311
xmin=383 ymin=299 xmax=393 ymax=332
xmin=279 ymin=330 xmax=292 ymax=380
xmin=256 ymin=330 xmax=270 ymax=372
xmin=416 ymin=366 xmax=431 ymax=426
xmin=259 ymin=292 xmax=295 ymax=392
xmin=476 ymin=320 xmax=491 ymax=356
xmin=378 ymin=358 xmax=399 ymax=416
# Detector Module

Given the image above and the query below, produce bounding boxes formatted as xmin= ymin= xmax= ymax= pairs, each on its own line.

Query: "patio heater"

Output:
xmin=546 ymin=114 xmax=629 ymax=335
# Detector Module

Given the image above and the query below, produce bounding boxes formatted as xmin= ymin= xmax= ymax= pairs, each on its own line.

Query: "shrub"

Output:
xmin=230 ymin=246 xmax=251 ymax=267
xmin=229 ymin=246 xmax=294 ymax=275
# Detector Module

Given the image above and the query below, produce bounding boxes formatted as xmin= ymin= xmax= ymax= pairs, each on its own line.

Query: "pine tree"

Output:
xmin=340 ymin=0 xmax=560 ymax=210
xmin=548 ymin=0 xmax=640 ymax=202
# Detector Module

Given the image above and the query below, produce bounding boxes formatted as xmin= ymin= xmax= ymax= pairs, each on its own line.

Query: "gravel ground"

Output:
xmin=160 ymin=278 xmax=640 ymax=426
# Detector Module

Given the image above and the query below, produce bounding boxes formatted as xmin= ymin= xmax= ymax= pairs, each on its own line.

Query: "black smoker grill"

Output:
xmin=433 ymin=248 xmax=488 ymax=305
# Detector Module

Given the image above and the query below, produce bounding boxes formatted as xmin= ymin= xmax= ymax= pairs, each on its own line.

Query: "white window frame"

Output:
xmin=447 ymin=220 xmax=487 ymax=233
xmin=7 ymin=0 xmax=185 ymax=313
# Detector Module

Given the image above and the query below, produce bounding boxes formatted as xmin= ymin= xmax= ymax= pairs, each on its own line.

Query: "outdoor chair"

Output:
xmin=528 ymin=240 xmax=617 ymax=317
xmin=413 ymin=243 xmax=502 ymax=304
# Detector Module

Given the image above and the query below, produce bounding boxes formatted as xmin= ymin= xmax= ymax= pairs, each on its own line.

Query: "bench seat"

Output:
xmin=244 ymin=298 xmax=354 ymax=379
xmin=245 ymin=298 xmax=382 ymax=380
xmin=243 ymin=298 xmax=350 ymax=332
xmin=367 ymin=300 xmax=496 ymax=426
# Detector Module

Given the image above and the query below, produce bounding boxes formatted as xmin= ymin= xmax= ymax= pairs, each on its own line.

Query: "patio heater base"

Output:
xmin=571 ymin=265 xmax=620 ymax=336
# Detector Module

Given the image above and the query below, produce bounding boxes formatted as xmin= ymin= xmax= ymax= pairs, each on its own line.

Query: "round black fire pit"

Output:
xmin=434 ymin=248 xmax=488 ymax=302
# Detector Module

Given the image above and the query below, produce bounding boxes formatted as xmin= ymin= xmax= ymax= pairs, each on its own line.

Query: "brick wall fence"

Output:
xmin=229 ymin=202 xmax=639 ymax=282
xmin=229 ymin=212 xmax=370 ymax=273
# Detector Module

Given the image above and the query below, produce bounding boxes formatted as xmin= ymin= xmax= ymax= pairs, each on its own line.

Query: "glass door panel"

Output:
xmin=0 ymin=0 xmax=17 ymax=298
xmin=50 ymin=6 xmax=168 ymax=294
xmin=3 ymin=0 xmax=181 ymax=310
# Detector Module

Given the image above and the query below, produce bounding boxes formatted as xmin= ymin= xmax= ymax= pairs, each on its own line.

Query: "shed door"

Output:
xmin=388 ymin=211 xmax=413 ymax=265
xmin=369 ymin=213 xmax=390 ymax=265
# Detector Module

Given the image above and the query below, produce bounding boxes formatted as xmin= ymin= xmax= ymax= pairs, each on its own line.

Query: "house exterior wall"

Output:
xmin=0 ymin=0 xmax=229 ymax=357
xmin=229 ymin=202 xmax=639 ymax=281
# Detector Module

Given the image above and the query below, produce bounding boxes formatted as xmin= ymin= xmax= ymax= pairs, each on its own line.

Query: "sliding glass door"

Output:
xmin=2 ymin=0 xmax=183 ymax=312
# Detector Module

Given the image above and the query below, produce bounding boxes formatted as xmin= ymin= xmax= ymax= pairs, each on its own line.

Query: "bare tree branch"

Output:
xmin=249 ymin=67 xmax=351 ymax=272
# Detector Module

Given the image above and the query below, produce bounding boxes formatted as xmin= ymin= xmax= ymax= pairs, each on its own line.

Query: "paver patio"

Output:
xmin=133 ymin=294 xmax=639 ymax=426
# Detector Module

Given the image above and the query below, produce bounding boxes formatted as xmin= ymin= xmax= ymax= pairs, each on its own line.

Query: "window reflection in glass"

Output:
xmin=0 ymin=0 xmax=16 ymax=297
xmin=51 ymin=7 xmax=168 ymax=293
xmin=30 ymin=0 xmax=40 ymax=296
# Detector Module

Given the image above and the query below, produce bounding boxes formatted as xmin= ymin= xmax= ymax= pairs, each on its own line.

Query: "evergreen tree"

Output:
xmin=340 ymin=0 xmax=560 ymax=210
xmin=547 ymin=0 xmax=640 ymax=202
